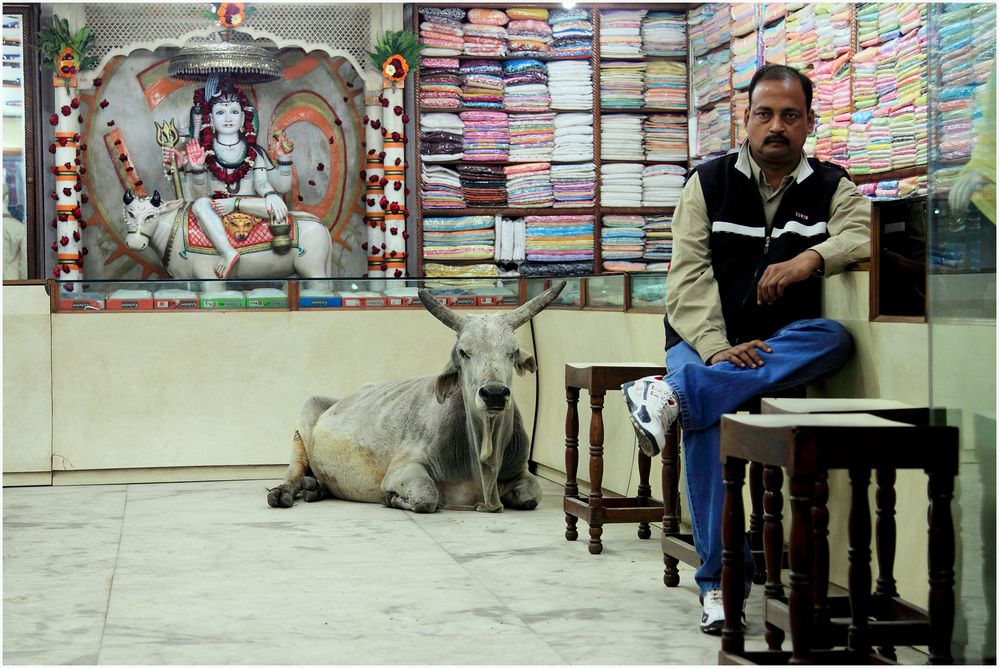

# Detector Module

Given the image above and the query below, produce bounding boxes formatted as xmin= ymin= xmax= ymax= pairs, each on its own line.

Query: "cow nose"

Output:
xmin=479 ymin=384 xmax=510 ymax=410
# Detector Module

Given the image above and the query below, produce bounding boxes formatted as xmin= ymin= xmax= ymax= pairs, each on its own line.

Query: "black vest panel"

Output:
xmin=664 ymin=152 xmax=849 ymax=353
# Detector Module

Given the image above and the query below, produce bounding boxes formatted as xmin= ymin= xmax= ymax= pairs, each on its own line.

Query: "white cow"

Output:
xmin=268 ymin=281 xmax=566 ymax=512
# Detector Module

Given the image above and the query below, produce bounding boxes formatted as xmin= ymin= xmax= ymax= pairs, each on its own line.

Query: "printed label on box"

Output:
xmin=60 ymin=299 xmax=104 ymax=311
xmin=106 ymin=299 xmax=155 ymax=311
xmin=299 ymin=296 xmax=342 ymax=308
xmin=155 ymin=299 xmax=200 ymax=310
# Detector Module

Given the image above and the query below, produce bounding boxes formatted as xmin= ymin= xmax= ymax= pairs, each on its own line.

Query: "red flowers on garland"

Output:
xmin=194 ymin=85 xmax=257 ymax=192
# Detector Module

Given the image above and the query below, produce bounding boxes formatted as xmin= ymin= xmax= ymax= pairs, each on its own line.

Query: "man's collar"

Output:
xmin=735 ymin=141 xmax=814 ymax=186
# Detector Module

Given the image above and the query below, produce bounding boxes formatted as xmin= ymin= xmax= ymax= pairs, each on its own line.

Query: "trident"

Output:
xmin=155 ymin=120 xmax=183 ymax=199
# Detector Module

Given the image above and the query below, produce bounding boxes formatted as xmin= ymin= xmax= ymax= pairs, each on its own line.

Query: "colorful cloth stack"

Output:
xmin=601 ymin=216 xmax=645 ymax=262
xmin=599 ymin=9 xmax=646 ymax=57
xmin=421 ymin=165 xmax=464 ymax=208
xmin=600 ymin=61 xmax=646 ymax=109
xmin=419 ymin=7 xmax=465 ymax=57
xmin=644 ymin=114 xmax=687 ymax=162
xmin=505 ymin=162 xmax=553 ymax=207
xmin=857 ymin=3 xmax=880 ymax=48
xmin=815 ymin=4 xmax=852 ymax=60
xmin=458 ymin=164 xmax=506 ymax=206
xmin=551 ymin=162 xmax=596 ymax=207
xmin=463 ymin=10 xmax=508 ymax=58
xmin=507 ymin=18 xmax=552 ymax=57
xmin=460 ymin=59 xmax=503 ymax=110
xmin=643 ymin=215 xmax=673 ymax=262
xmin=508 ymin=113 xmax=555 ymax=162
xmin=810 ymin=52 xmax=852 ymax=165
xmin=731 ymin=31 xmax=760 ymax=90
xmin=494 ymin=216 xmax=526 ymax=263
xmin=553 ymin=113 xmax=594 ymax=162
xmin=548 ymin=7 xmax=593 ymax=58
xmin=642 ymin=165 xmax=686 ymax=207
xmin=692 ymin=49 xmax=731 ymax=108
xmin=420 ymin=113 xmax=464 ymax=162
xmin=785 ymin=4 xmax=818 ymax=70
xmin=424 ymin=262 xmax=499 ymax=280
xmin=689 ymin=3 xmax=731 ymax=56
xmin=764 ymin=3 xmax=784 ymax=25
xmin=547 ymin=60 xmax=592 ymax=110
xmin=525 ymin=215 xmax=594 ymax=262
xmin=600 ymin=163 xmax=644 ymax=207
xmin=697 ymin=104 xmax=732 ymax=157
xmin=503 ymin=59 xmax=549 ymax=112
xmin=931 ymin=4 xmax=982 ymax=163
xmin=763 ymin=20 xmax=786 ymax=65
xmin=730 ymin=3 xmax=756 ymax=37
xmin=601 ymin=115 xmax=645 ymax=160
xmin=641 ymin=11 xmax=686 ymax=57
xmin=732 ymin=90 xmax=749 ymax=147
xmin=420 ymin=58 xmax=462 ymax=111
xmin=459 ymin=110 xmax=508 ymax=161
xmin=423 ymin=216 xmax=495 ymax=262
xmin=644 ymin=61 xmax=687 ymax=110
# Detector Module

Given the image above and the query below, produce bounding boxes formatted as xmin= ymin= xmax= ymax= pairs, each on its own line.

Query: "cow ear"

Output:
xmin=160 ymin=198 xmax=184 ymax=213
xmin=435 ymin=359 xmax=460 ymax=403
xmin=514 ymin=348 xmax=536 ymax=376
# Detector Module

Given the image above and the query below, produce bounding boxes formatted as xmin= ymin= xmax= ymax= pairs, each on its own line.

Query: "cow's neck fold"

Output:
xmin=468 ymin=408 xmax=512 ymax=512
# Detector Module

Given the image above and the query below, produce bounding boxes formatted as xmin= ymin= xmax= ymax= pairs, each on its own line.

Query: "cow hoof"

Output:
xmin=301 ymin=476 xmax=329 ymax=503
xmin=267 ymin=485 xmax=295 ymax=508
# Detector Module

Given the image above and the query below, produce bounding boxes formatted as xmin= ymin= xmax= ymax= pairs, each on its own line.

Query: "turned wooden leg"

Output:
xmin=662 ymin=423 xmax=681 ymax=587
xmin=749 ymin=461 xmax=767 ymax=585
xmin=637 ymin=451 xmax=652 ymax=539
xmin=875 ymin=466 xmax=899 ymax=660
xmin=788 ymin=472 xmax=816 ymax=665
xmin=927 ymin=470 xmax=956 ymax=664
xmin=721 ymin=455 xmax=747 ymax=656
xmin=564 ymin=385 xmax=580 ymax=541
xmin=587 ymin=390 xmax=605 ymax=555
xmin=812 ymin=472 xmax=831 ymax=646
xmin=763 ymin=464 xmax=786 ymax=651
xmin=848 ymin=467 xmax=872 ymax=657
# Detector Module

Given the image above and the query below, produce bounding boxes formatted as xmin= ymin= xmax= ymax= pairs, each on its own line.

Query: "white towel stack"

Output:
xmin=421 ymin=165 xmax=464 ymax=208
xmin=420 ymin=113 xmax=465 ymax=162
xmin=494 ymin=216 xmax=527 ymax=263
xmin=600 ymin=163 xmax=644 ymax=207
xmin=601 ymin=114 xmax=645 ymax=160
xmin=546 ymin=60 xmax=593 ymax=110
xmin=641 ymin=165 xmax=686 ymax=207
xmin=553 ymin=113 xmax=593 ymax=162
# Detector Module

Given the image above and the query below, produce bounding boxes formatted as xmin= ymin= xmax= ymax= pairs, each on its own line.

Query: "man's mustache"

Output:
xmin=764 ymin=135 xmax=788 ymax=144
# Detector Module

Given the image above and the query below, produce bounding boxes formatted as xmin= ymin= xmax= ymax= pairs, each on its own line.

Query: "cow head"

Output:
xmin=122 ymin=189 xmax=182 ymax=251
xmin=418 ymin=282 xmax=566 ymax=416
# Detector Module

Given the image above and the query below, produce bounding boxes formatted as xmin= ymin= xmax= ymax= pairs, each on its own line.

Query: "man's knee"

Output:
xmin=795 ymin=318 xmax=854 ymax=360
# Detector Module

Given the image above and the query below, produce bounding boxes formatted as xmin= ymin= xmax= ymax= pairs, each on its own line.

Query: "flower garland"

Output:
xmin=194 ymin=86 xmax=257 ymax=195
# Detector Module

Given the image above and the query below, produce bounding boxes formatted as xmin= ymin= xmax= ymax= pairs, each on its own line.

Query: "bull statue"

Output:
xmin=267 ymin=281 xmax=566 ymax=513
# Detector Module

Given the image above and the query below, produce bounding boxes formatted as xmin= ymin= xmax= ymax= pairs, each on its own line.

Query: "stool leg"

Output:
xmin=927 ymin=470 xmax=956 ymax=664
xmin=637 ymin=452 xmax=652 ymax=539
xmin=662 ymin=423 xmax=681 ymax=587
xmin=848 ymin=467 xmax=872 ymax=657
xmin=564 ymin=386 xmax=580 ymax=541
xmin=812 ymin=472 xmax=831 ymax=647
xmin=721 ymin=455 xmax=747 ymax=656
xmin=875 ymin=466 xmax=899 ymax=660
xmin=749 ymin=462 xmax=767 ymax=585
xmin=788 ymin=472 xmax=816 ymax=664
xmin=587 ymin=390 xmax=605 ymax=555
xmin=763 ymin=464 xmax=786 ymax=651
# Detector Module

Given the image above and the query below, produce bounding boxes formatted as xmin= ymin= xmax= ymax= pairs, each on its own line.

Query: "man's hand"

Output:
xmin=757 ymin=249 xmax=823 ymax=305
xmin=708 ymin=340 xmax=773 ymax=369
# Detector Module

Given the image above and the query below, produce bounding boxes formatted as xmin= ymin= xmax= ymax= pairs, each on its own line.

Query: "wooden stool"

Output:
xmin=718 ymin=413 xmax=958 ymax=665
xmin=563 ymin=362 xmax=666 ymax=555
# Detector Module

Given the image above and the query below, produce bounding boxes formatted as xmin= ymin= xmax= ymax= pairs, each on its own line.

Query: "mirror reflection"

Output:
xmin=3 ymin=11 xmax=27 ymax=279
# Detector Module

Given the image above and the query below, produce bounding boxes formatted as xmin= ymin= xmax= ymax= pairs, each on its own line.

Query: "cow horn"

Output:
xmin=504 ymin=280 xmax=567 ymax=329
xmin=418 ymin=289 xmax=467 ymax=332
xmin=122 ymin=189 xmax=134 ymax=205
xmin=150 ymin=190 xmax=162 ymax=207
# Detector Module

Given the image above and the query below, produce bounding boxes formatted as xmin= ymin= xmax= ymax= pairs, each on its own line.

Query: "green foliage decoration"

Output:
xmin=366 ymin=30 xmax=423 ymax=72
xmin=39 ymin=15 xmax=97 ymax=75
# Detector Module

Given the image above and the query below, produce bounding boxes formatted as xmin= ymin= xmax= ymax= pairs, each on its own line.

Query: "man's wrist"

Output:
xmin=806 ymin=249 xmax=825 ymax=276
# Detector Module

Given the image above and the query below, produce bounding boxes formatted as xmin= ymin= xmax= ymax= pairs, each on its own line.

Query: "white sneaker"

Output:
xmin=621 ymin=375 xmax=680 ymax=457
xmin=699 ymin=589 xmax=747 ymax=635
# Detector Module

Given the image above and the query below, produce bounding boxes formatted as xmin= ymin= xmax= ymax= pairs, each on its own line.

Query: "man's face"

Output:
xmin=743 ymin=78 xmax=814 ymax=166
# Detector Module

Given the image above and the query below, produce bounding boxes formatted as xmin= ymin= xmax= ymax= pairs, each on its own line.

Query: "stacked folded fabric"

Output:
xmin=505 ymin=162 xmax=553 ymax=207
xmin=644 ymin=115 xmax=687 ymax=162
xmin=458 ymin=164 xmax=507 ymax=206
xmin=879 ymin=4 xmax=900 ymax=44
xmin=424 ymin=262 xmax=500 ymax=280
xmin=599 ymin=9 xmax=646 ymax=57
xmin=459 ymin=110 xmax=508 ymax=161
xmin=507 ymin=18 xmax=552 ymax=58
xmin=785 ymin=4 xmax=817 ymax=70
xmin=643 ymin=215 xmax=673 ymax=263
xmin=850 ymin=44 xmax=879 ymax=169
xmin=696 ymin=104 xmax=732 ymax=157
xmin=518 ymin=260 xmax=594 ymax=277
xmin=931 ymin=4 xmax=978 ymax=163
xmin=423 ymin=215 xmax=495 ymax=262
xmin=553 ymin=113 xmax=594 ymax=162
xmin=600 ymin=163 xmax=644 ymax=207
xmin=420 ymin=113 xmax=464 ymax=162
xmin=730 ymin=3 xmax=756 ymax=37
xmin=847 ymin=112 xmax=872 ymax=175
xmin=731 ymin=31 xmax=760 ymax=90
xmin=815 ymin=4 xmax=852 ymax=60
xmin=732 ymin=90 xmax=749 ymax=147
xmin=898 ymin=2 xmax=924 ymax=36
xmin=420 ymin=57 xmax=462 ymax=111
xmin=551 ymin=162 xmax=596 ymax=207
xmin=525 ymin=215 xmax=594 ymax=262
xmin=764 ymin=3 xmax=785 ymax=25
xmin=460 ymin=60 xmax=504 ymax=110
xmin=421 ymin=165 xmax=464 ymax=208
xmin=419 ymin=7 xmax=465 ymax=57
xmin=641 ymin=11 xmax=686 ymax=57
xmin=763 ymin=20 xmax=786 ymax=65
xmin=600 ymin=61 xmax=646 ymax=109
xmin=692 ymin=49 xmax=731 ymax=108
xmin=642 ymin=165 xmax=686 ymax=207
xmin=644 ymin=61 xmax=687 ymax=111
xmin=503 ymin=59 xmax=550 ymax=112
xmin=857 ymin=3 xmax=880 ymax=48
xmin=548 ymin=8 xmax=593 ymax=58
xmin=494 ymin=216 xmax=526 ymax=264
xmin=689 ymin=4 xmax=731 ymax=56
xmin=601 ymin=216 xmax=645 ymax=262
xmin=810 ymin=52 xmax=852 ymax=165
xmin=508 ymin=113 xmax=555 ymax=162
xmin=600 ymin=115 xmax=645 ymax=160
xmin=463 ymin=8 xmax=508 ymax=58
xmin=547 ymin=60 xmax=592 ymax=110
xmin=867 ymin=116 xmax=893 ymax=174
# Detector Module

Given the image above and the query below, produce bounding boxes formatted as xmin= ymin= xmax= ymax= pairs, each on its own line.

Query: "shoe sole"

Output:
xmin=622 ymin=381 xmax=662 ymax=458
xmin=700 ymin=616 xmax=747 ymax=636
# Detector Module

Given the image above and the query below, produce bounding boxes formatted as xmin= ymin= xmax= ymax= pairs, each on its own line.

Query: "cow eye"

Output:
xmin=458 ymin=348 xmax=470 ymax=360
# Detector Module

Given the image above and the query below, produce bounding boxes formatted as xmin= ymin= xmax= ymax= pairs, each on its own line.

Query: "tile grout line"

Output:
xmin=96 ymin=485 xmax=129 ymax=663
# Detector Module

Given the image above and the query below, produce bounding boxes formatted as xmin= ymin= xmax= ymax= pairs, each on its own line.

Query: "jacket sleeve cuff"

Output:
xmin=695 ymin=335 xmax=732 ymax=363
xmin=809 ymin=244 xmax=847 ymax=276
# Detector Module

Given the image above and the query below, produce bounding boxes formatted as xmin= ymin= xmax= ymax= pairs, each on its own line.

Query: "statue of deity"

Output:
xmin=163 ymin=78 xmax=294 ymax=278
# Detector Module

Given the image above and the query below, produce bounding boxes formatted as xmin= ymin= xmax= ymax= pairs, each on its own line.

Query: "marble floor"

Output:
xmin=3 ymin=477 xmax=771 ymax=665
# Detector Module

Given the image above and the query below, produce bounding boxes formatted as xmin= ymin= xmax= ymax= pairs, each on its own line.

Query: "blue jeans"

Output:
xmin=665 ymin=318 xmax=855 ymax=597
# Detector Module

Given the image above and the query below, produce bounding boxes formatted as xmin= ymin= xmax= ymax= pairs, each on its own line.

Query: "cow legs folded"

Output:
xmin=381 ymin=459 xmax=440 ymax=513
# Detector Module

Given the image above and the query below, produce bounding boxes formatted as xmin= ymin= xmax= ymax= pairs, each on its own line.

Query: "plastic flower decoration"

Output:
xmin=367 ymin=31 xmax=422 ymax=84
xmin=201 ymin=3 xmax=255 ymax=28
xmin=382 ymin=54 xmax=409 ymax=82
xmin=39 ymin=15 xmax=97 ymax=80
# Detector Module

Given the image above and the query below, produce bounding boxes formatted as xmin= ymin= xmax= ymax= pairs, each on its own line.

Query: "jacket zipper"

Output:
xmin=741 ymin=224 xmax=774 ymax=309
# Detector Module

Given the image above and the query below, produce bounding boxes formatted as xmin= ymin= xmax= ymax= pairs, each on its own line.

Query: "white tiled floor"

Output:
xmin=3 ymin=477 xmax=770 ymax=665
